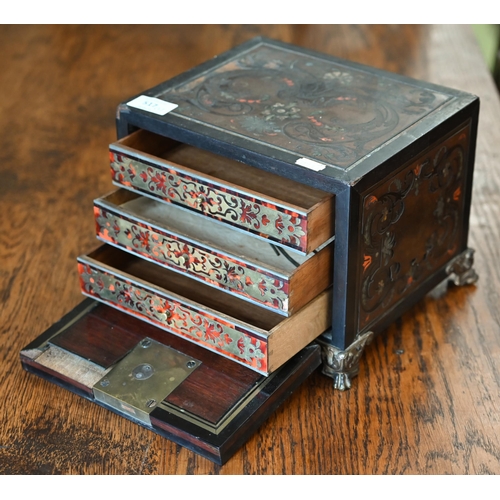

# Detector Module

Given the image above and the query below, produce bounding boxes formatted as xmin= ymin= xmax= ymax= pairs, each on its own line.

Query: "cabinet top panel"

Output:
xmin=119 ymin=37 xmax=477 ymax=184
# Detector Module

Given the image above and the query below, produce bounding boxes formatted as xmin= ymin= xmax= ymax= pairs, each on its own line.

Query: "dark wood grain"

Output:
xmin=2 ymin=24 xmax=500 ymax=474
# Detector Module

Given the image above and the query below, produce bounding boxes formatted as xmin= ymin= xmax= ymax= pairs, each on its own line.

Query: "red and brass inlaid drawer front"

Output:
xmin=94 ymin=190 xmax=333 ymax=316
xmin=110 ymin=130 xmax=335 ymax=254
xmin=77 ymin=245 xmax=332 ymax=375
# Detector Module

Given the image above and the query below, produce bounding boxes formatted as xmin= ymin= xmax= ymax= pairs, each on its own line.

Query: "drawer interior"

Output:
xmin=101 ymin=189 xmax=314 ymax=272
xmin=116 ymin=129 xmax=334 ymax=212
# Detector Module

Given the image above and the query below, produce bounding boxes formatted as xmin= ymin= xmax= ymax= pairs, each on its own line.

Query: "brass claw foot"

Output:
xmin=446 ymin=247 xmax=478 ymax=287
xmin=317 ymin=331 xmax=374 ymax=391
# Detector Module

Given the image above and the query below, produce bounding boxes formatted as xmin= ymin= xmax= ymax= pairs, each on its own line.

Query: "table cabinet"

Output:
xmin=20 ymin=37 xmax=479 ymax=464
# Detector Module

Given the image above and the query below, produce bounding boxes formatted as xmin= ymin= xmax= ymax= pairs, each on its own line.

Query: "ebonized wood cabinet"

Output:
xmin=19 ymin=36 xmax=479 ymax=465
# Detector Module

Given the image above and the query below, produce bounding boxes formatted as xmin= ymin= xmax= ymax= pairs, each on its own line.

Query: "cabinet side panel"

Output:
xmin=358 ymin=122 xmax=472 ymax=331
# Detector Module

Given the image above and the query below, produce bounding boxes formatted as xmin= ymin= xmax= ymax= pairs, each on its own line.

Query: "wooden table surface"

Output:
xmin=2 ymin=24 xmax=500 ymax=475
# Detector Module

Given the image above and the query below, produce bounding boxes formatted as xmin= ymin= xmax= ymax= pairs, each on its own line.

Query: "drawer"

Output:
xmin=94 ymin=189 xmax=333 ymax=316
xmin=77 ymin=245 xmax=332 ymax=375
xmin=110 ymin=129 xmax=335 ymax=254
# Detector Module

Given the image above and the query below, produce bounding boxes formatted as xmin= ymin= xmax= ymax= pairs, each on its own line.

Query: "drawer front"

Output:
xmin=110 ymin=150 xmax=310 ymax=252
xmin=95 ymin=202 xmax=291 ymax=313
xmin=78 ymin=260 xmax=270 ymax=374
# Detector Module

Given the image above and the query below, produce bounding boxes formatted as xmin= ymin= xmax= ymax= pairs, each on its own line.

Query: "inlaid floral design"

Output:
xmin=78 ymin=262 xmax=268 ymax=372
xmin=262 ymin=102 xmax=301 ymax=121
xmin=158 ymin=44 xmax=450 ymax=168
xmin=110 ymin=152 xmax=309 ymax=251
xmin=359 ymin=125 xmax=470 ymax=329
xmin=95 ymin=205 xmax=291 ymax=312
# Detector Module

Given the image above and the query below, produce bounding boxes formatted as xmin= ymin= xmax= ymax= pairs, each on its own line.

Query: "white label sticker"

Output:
xmin=295 ymin=157 xmax=326 ymax=171
xmin=127 ymin=95 xmax=178 ymax=116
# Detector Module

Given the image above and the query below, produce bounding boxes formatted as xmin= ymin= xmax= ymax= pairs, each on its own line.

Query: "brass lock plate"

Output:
xmin=93 ymin=337 xmax=201 ymax=425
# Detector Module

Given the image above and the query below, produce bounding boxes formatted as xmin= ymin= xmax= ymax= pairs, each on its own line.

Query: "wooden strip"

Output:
xmin=268 ymin=288 xmax=332 ymax=372
xmin=288 ymin=243 xmax=334 ymax=315
xmin=30 ymin=344 xmax=109 ymax=390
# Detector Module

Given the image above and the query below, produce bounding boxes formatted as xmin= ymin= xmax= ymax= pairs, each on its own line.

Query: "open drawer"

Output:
xmin=109 ymin=129 xmax=335 ymax=254
xmin=94 ymin=189 xmax=333 ymax=316
xmin=20 ymin=299 xmax=321 ymax=465
xmin=77 ymin=244 xmax=332 ymax=375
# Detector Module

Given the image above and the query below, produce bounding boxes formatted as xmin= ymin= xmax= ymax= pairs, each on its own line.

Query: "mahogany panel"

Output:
xmin=150 ymin=344 xmax=321 ymax=464
xmin=163 ymin=365 xmax=253 ymax=425
xmin=51 ymin=306 xmax=142 ymax=368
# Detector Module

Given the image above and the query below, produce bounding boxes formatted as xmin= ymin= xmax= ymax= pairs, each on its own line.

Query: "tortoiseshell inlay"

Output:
xmin=359 ymin=124 xmax=471 ymax=330
xmin=110 ymin=151 xmax=309 ymax=252
xmin=78 ymin=262 xmax=269 ymax=373
xmin=157 ymin=43 xmax=450 ymax=169
xmin=94 ymin=204 xmax=290 ymax=313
